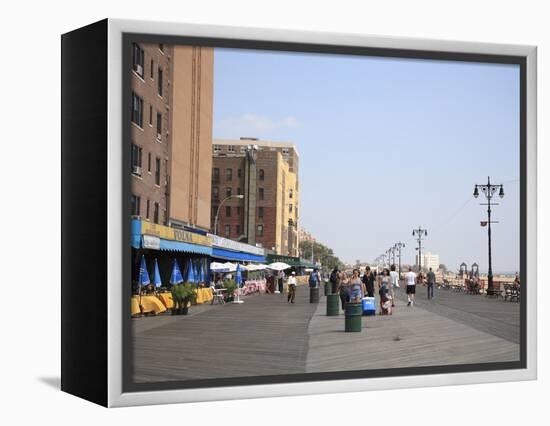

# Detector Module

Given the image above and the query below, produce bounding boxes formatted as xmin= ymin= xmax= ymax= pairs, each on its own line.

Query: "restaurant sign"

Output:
xmin=208 ymin=233 xmax=265 ymax=256
xmin=142 ymin=235 xmax=160 ymax=250
xmin=141 ymin=222 xmax=212 ymax=247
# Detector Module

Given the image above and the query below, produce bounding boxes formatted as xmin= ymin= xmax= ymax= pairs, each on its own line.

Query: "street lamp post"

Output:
xmin=395 ymin=242 xmax=405 ymax=279
xmin=214 ymin=194 xmax=245 ymax=236
xmin=473 ymin=176 xmax=504 ymax=295
xmin=412 ymin=226 xmax=428 ymax=272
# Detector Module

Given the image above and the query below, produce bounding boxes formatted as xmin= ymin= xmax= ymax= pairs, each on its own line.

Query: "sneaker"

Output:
xmin=407 ymin=301 xmax=411 ymax=306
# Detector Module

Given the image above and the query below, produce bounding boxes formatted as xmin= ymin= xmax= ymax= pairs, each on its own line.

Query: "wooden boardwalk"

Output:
xmin=306 ymin=289 xmax=519 ymax=373
xmin=132 ymin=284 xmax=520 ymax=383
xmin=132 ymin=286 xmax=316 ymax=383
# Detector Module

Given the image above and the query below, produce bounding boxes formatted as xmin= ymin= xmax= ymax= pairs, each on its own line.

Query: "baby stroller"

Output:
xmin=379 ymin=287 xmax=393 ymax=315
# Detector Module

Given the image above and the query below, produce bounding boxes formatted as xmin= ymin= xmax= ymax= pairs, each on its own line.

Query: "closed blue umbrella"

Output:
xmin=234 ymin=263 xmax=244 ymax=304
xmin=170 ymin=259 xmax=184 ymax=285
xmin=235 ymin=263 xmax=242 ymax=286
xmin=153 ymin=258 xmax=162 ymax=288
xmin=186 ymin=259 xmax=196 ymax=283
xmin=138 ymin=255 xmax=151 ymax=286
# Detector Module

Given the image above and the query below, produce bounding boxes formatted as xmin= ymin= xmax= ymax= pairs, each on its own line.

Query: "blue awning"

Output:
xmin=159 ymin=239 xmax=212 ymax=255
xmin=212 ymin=247 xmax=265 ymax=263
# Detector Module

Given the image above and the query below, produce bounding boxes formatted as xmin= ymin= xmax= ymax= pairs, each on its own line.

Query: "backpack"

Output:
xmin=309 ymin=273 xmax=318 ymax=287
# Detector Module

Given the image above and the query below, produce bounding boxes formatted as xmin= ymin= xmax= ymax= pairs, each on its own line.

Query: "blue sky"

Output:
xmin=212 ymin=48 xmax=520 ymax=273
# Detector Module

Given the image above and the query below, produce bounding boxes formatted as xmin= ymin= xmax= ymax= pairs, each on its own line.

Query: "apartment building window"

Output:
xmin=224 ymin=225 xmax=231 ymax=237
xmin=259 ymin=188 xmax=264 ymax=201
xmin=213 ymin=145 xmax=221 ymax=154
xmin=212 ymin=186 xmax=219 ymax=198
xmin=146 ymin=199 xmax=150 ymax=219
xmin=212 ymin=168 xmax=220 ymax=182
xmin=131 ymin=92 xmax=143 ymax=127
xmin=131 ymin=144 xmax=142 ymax=176
xmin=157 ymin=68 xmax=163 ymax=97
xmin=155 ymin=157 xmax=161 ymax=186
xmin=282 ymin=148 xmax=289 ymax=155
xmin=240 ymin=146 xmax=247 ymax=153
xmin=147 ymin=153 xmax=151 ymax=173
xmin=132 ymin=43 xmax=144 ymax=77
xmin=289 ymin=189 xmax=293 ymax=198
xmin=237 ymin=187 xmax=242 ymax=195
xmin=150 ymin=59 xmax=154 ymax=78
xmin=258 ymin=207 xmax=264 ymax=218
xmin=226 ymin=206 xmax=231 ymax=217
xmin=237 ymin=168 xmax=242 ymax=178
xmin=236 ymin=225 xmax=241 ymax=235
xmin=156 ymin=112 xmax=162 ymax=139
xmin=153 ymin=202 xmax=159 ymax=224
xmin=226 ymin=187 xmax=232 ymax=197
xmin=131 ymin=195 xmax=140 ymax=216
xmin=159 ymin=43 xmax=164 ymax=52
xmin=256 ymin=225 xmax=264 ymax=237
xmin=236 ymin=206 xmax=241 ymax=215
xmin=259 ymin=169 xmax=265 ymax=181
xmin=149 ymin=105 xmax=153 ymax=126
xmin=289 ymin=204 xmax=293 ymax=213
xmin=226 ymin=168 xmax=232 ymax=181
xmin=227 ymin=145 xmax=235 ymax=153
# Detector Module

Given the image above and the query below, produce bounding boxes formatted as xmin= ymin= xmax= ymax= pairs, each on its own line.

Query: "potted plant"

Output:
xmin=171 ymin=283 xmax=197 ymax=315
xmin=223 ymin=280 xmax=237 ymax=303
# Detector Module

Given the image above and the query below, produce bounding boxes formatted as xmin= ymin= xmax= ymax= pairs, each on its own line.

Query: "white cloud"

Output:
xmin=215 ymin=114 xmax=298 ymax=137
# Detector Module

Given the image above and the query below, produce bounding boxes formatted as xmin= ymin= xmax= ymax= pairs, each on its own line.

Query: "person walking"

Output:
xmin=277 ymin=270 xmax=285 ymax=293
xmin=405 ymin=266 xmax=417 ymax=306
xmin=378 ymin=268 xmax=392 ymax=314
xmin=308 ymin=268 xmax=320 ymax=288
xmin=362 ymin=266 xmax=375 ymax=298
xmin=287 ymin=271 xmax=297 ymax=303
xmin=426 ymin=267 xmax=436 ymax=299
xmin=349 ymin=269 xmax=364 ymax=303
xmin=338 ymin=271 xmax=350 ymax=311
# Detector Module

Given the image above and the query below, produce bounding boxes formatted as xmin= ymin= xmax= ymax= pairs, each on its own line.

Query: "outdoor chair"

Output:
xmin=211 ymin=288 xmax=226 ymax=305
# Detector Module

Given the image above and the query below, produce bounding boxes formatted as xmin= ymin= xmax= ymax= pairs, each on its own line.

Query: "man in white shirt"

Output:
xmin=405 ymin=266 xmax=417 ymax=306
xmin=287 ymin=271 xmax=297 ymax=303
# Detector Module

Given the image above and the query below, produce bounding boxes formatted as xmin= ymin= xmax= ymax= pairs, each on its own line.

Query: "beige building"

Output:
xmin=168 ymin=46 xmax=214 ymax=231
xmin=211 ymin=138 xmax=300 ymax=256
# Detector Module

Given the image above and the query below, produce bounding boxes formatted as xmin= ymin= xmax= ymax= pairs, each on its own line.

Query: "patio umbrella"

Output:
xmin=267 ymin=262 xmax=291 ymax=271
xmin=186 ymin=259 xmax=196 ymax=283
xmin=153 ymin=258 xmax=162 ymax=288
xmin=138 ymin=254 xmax=151 ymax=306
xmin=223 ymin=262 xmax=237 ymax=272
xmin=169 ymin=259 xmax=184 ymax=285
xmin=210 ymin=262 xmax=230 ymax=272
xmin=234 ymin=263 xmax=244 ymax=304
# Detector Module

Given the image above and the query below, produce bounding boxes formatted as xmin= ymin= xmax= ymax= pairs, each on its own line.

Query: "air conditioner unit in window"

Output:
xmin=135 ymin=64 xmax=143 ymax=76
xmin=157 ymin=133 xmax=162 ymax=140
xmin=132 ymin=166 xmax=142 ymax=175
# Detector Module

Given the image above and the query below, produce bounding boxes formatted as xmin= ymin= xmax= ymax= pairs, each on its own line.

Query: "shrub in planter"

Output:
xmin=171 ymin=282 xmax=198 ymax=315
xmin=223 ymin=280 xmax=237 ymax=302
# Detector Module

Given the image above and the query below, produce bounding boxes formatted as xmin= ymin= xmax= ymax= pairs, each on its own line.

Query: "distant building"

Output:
xmin=211 ymin=138 xmax=300 ymax=256
xmin=416 ymin=252 xmax=440 ymax=271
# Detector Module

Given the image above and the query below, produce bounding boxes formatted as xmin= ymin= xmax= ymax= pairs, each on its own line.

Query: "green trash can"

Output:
xmin=345 ymin=303 xmax=362 ymax=332
xmin=326 ymin=294 xmax=340 ymax=316
xmin=309 ymin=286 xmax=320 ymax=303
xmin=324 ymin=282 xmax=331 ymax=296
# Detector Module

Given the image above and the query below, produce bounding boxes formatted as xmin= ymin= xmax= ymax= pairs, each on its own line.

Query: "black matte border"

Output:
xmin=121 ymin=32 xmax=527 ymax=394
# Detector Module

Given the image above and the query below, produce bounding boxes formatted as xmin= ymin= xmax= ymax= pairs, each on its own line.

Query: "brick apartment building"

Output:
xmin=211 ymin=138 xmax=300 ymax=257
xmin=130 ymin=43 xmax=214 ymax=231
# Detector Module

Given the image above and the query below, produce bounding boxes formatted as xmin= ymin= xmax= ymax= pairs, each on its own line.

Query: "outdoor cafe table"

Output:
xmin=132 ymin=295 xmax=167 ymax=315
xmin=195 ymin=288 xmax=213 ymax=304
